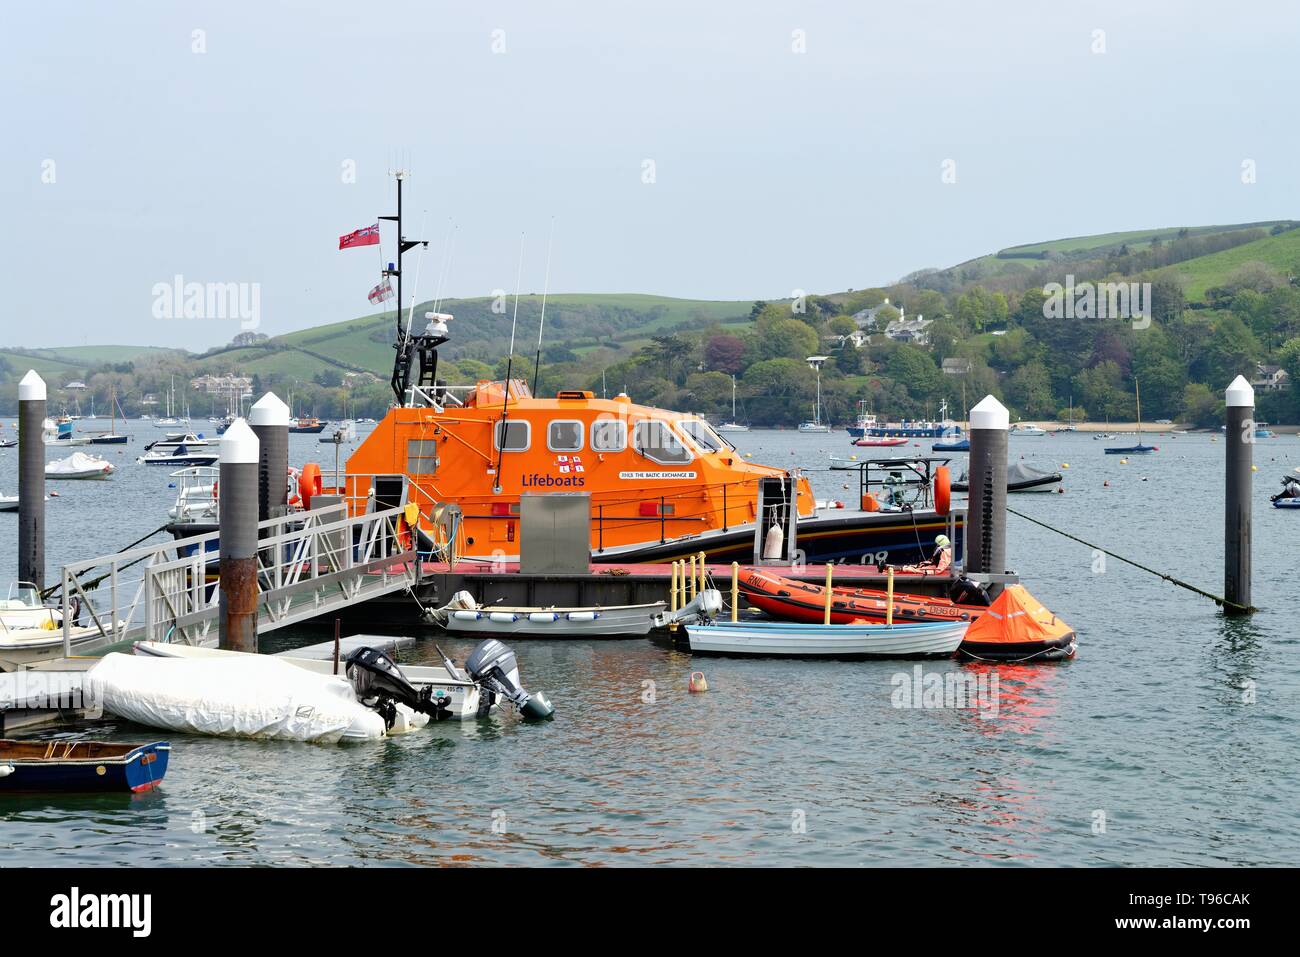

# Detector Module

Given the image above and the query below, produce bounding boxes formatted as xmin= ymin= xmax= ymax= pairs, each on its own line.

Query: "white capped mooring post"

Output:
xmin=219 ymin=418 xmax=260 ymax=652
xmin=1224 ymin=375 xmax=1254 ymax=614
xmin=966 ymin=395 xmax=1009 ymax=588
xmin=248 ymin=392 xmax=290 ymax=523
xmin=18 ymin=370 xmax=46 ymax=589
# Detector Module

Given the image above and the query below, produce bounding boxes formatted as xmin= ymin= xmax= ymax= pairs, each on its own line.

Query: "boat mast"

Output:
xmin=1135 ymin=379 xmax=1143 ymax=439
xmin=385 ymin=170 xmax=429 ymax=405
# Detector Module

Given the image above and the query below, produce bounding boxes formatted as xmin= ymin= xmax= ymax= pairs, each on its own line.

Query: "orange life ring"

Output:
xmin=211 ymin=480 xmax=218 ymax=500
xmin=934 ymin=465 xmax=951 ymax=516
xmin=299 ymin=463 xmax=322 ymax=509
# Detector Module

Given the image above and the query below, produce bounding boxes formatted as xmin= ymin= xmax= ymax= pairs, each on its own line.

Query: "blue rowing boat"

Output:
xmin=0 ymin=739 xmax=170 ymax=792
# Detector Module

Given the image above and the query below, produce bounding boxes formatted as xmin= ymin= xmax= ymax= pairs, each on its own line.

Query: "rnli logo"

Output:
xmin=554 ymin=454 xmax=585 ymax=475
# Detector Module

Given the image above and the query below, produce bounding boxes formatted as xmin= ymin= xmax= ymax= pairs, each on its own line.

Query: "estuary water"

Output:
xmin=1 ymin=421 xmax=1297 ymax=866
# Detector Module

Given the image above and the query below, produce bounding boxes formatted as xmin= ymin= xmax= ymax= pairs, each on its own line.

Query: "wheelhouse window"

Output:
xmin=591 ymin=419 xmax=627 ymax=452
xmin=406 ymin=439 xmax=438 ymax=475
xmin=548 ymin=419 xmax=584 ymax=453
xmin=680 ymin=419 xmax=726 ymax=453
xmin=633 ymin=419 xmax=693 ymax=465
xmin=493 ymin=420 xmax=530 ymax=452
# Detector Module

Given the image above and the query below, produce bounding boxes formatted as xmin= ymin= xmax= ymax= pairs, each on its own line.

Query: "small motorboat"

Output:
xmin=166 ymin=466 xmax=219 ymax=525
xmin=46 ymin=451 xmax=115 ymax=479
xmin=42 ymin=418 xmax=90 ymax=446
xmin=932 ymin=437 xmax=970 ymax=452
xmin=138 ymin=432 xmax=218 ymax=466
xmin=0 ymin=739 xmax=170 ymax=793
xmin=952 ymin=461 xmax=1063 ymax=493
xmin=0 ymin=581 xmax=61 ymax=630
xmin=737 ymin=567 xmax=988 ymax=626
xmin=0 ymin=494 xmax=17 ymax=512
xmin=828 ymin=455 xmax=861 ymax=470
xmin=1270 ymin=475 xmax=1300 ymax=509
xmin=426 ymin=589 xmax=722 ymax=637
xmin=685 ymin=618 xmax=967 ymax=658
xmin=956 ymin=584 xmax=1076 ymax=662
xmin=289 ymin=416 xmax=328 ymax=434
xmin=1 ymin=618 xmax=123 ymax=670
xmin=853 ymin=436 xmax=909 ymax=447
xmin=1010 ymin=423 xmax=1046 ymax=436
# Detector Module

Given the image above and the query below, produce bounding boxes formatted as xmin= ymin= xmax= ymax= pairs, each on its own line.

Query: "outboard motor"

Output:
xmin=947 ymin=575 xmax=992 ymax=607
xmin=345 ymin=646 xmax=453 ymax=728
xmin=464 ymin=639 xmax=554 ymax=721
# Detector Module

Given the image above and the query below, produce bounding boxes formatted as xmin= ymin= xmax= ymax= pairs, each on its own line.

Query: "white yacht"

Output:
xmin=716 ymin=375 xmax=749 ymax=433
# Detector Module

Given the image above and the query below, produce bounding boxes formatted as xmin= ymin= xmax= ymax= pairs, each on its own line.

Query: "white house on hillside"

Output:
xmin=1251 ymin=363 xmax=1290 ymax=392
xmin=884 ymin=317 xmax=932 ymax=345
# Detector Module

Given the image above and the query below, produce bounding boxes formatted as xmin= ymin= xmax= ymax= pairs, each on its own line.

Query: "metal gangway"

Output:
xmin=55 ymin=503 xmax=418 ymax=656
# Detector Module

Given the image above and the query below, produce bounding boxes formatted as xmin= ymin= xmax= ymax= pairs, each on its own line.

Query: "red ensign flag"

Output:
xmin=339 ymin=224 xmax=380 ymax=250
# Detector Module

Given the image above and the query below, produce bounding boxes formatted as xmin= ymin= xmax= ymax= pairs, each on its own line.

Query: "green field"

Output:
xmin=1000 ymin=223 xmax=1287 ymax=256
xmin=1168 ymin=227 xmax=1300 ymax=301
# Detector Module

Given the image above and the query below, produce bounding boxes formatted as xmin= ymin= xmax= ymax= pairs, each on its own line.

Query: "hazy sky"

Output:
xmin=3 ymin=0 xmax=1297 ymax=349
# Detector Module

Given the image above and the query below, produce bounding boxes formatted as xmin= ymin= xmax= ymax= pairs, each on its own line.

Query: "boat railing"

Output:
xmin=54 ymin=502 xmax=417 ymax=655
xmin=405 ymin=383 xmax=471 ymax=411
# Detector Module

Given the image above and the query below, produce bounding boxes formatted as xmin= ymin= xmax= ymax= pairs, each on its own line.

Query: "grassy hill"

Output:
xmin=6 ymin=222 xmax=1299 ymax=418
xmin=0 ymin=345 xmax=179 ymax=387
xmin=189 ymin=293 xmax=754 ymax=379
xmin=1166 ymin=227 xmax=1300 ymax=301
xmin=938 ymin=221 xmax=1297 ymax=289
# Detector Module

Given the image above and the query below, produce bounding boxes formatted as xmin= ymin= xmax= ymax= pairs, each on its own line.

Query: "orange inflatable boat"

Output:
xmin=737 ymin=568 xmax=989 ymax=626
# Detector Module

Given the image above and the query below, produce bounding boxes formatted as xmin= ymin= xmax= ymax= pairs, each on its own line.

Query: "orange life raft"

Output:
xmin=956 ymin=584 xmax=1076 ymax=662
xmin=737 ymin=568 xmax=989 ymax=626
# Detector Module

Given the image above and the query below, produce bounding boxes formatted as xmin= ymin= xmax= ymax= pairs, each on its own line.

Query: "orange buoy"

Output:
xmin=688 ymin=671 xmax=709 ymax=693
xmin=934 ymin=465 xmax=951 ymax=516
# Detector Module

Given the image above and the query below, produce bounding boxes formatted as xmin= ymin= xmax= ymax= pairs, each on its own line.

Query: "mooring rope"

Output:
xmin=1005 ymin=506 xmax=1255 ymax=614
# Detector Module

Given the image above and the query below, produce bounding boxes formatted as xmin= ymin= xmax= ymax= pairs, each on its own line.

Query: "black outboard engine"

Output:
xmin=345 ymin=647 xmax=452 ymax=728
xmin=947 ymin=575 xmax=992 ymax=607
xmin=464 ymin=639 xmax=554 ymax=721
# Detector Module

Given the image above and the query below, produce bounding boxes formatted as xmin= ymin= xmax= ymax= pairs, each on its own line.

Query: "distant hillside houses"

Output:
xmin=851 ymin=298 xmax=901 ymax=329
xmin=825 ymin=329 xmax=870 ymax=350
xmin=941 ymin=357 xmax=973 ymax=375
xmin=192 ymin=373 xmax=252 ymax=394
xmin=1252 ymin=363 xmax=1290 ymax=391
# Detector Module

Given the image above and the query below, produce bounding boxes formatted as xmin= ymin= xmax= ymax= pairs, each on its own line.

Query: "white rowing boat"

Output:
xmin=684 ymin=618 xmax=967 ymax=658
xmin=427 ymin=588 xmax=722 ymax=637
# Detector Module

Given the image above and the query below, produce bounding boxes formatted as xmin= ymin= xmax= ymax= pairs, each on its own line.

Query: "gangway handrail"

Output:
xmin=58 ymin=504 xmax=415 ymax=656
